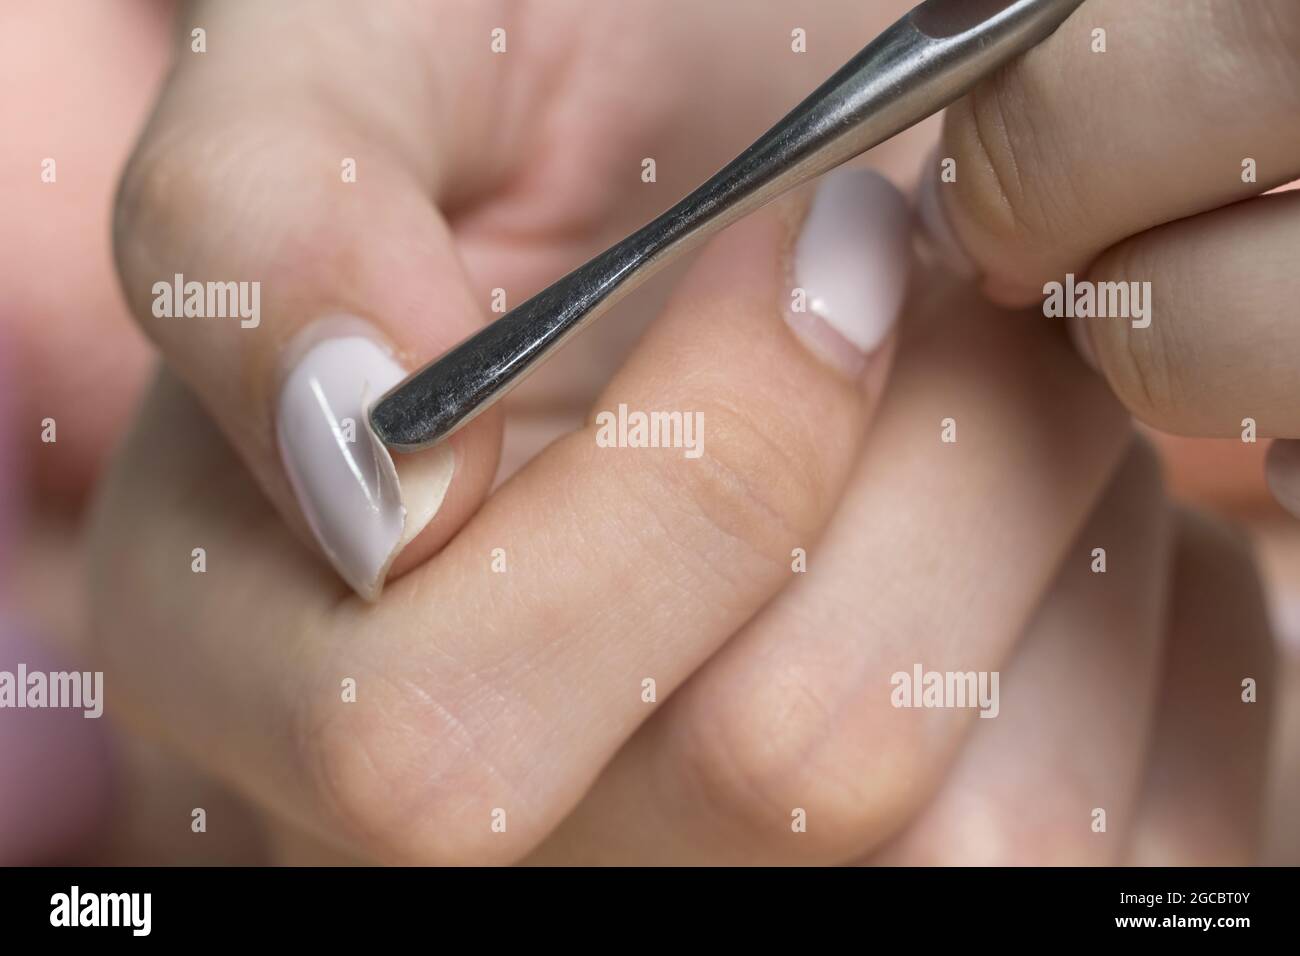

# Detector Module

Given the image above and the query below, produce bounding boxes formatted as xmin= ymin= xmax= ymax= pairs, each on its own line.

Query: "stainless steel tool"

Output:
xmin=370 ymin=0 xmax=1085 ymax=452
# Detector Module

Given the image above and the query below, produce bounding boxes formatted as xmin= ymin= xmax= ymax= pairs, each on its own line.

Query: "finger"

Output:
xmin=1124 ymin=509 xmax=1275 ymax=865
xmin=113 ymin=1 xmax=505 ymax=599
xmin=91 ymin=172 xmax=913 ymax=864
xmin=1069 ymin=190 xmax=1300 ymax=437
xmin=528 ymin=279 xmax=1133 ymax=865
xmin=875 ymin=439 xmax=1171 ymax=865
xmin=917 ymin=0 xmax=1300 ymax=304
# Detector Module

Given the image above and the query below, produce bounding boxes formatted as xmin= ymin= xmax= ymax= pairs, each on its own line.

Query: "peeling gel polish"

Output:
xmin=277 ymin=320 xmax=454 ymax=600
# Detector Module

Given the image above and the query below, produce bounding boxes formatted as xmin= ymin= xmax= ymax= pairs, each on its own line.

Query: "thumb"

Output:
xmin=112 ymin=10 xmax=500 ymax=600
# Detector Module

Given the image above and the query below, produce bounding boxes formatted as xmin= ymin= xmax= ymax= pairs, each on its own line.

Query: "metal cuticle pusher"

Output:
xmin=370 ymin=0 xmax=1086 ymax=452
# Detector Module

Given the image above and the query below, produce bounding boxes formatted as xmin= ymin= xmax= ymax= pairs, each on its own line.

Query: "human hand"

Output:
xmin=111 ymin=0 xmax=937 ymax=600
xmin=915 ymin=0 xmax=1300 ymax=511
xmin=91 ymin=206 xmax=1272 ymax=864
xmin=92 ymin=0 xmax=1276 ymax=866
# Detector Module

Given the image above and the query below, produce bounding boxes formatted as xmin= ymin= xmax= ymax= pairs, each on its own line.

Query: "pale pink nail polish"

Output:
xmin=277 ymin=319 xmax=454 ymax=600
xmin=789 ymin=169 xmax=911 ymax=376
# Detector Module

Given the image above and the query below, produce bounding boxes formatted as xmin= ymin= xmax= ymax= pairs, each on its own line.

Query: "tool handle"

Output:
xmin=371 ymin=0 xmax=1084 ymax=451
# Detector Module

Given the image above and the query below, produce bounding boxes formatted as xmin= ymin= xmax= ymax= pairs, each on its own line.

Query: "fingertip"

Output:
xmin=915 ymin=146 xmax=1042 ymax=310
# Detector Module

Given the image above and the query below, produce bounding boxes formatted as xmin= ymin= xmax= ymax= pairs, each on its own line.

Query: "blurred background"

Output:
xmin=1 ymin=0 xmax=1296 ymax=864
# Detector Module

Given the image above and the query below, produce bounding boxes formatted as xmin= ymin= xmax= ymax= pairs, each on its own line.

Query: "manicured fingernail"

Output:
xmin=277 ymin=319 xmax=454 ymax=600
xmin=915 ymin=147 xmax=977 ymax=280
xmin=1266 ymin=439 xmax=1300 ymax=519
xmin=789 ymin=169 xmax=911 ymax=376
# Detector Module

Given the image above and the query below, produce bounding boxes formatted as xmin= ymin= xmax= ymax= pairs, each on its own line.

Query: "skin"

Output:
xmin=3 ymin=0 xmax=1287 ymax=863
xmin=88 ymin=242 xmax=1274 ymax=866
xmin=927 ymin=0 xmax=1300 ymax=460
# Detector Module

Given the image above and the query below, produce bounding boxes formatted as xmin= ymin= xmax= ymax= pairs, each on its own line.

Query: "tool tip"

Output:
xmin=368 ymin=392 xmax=431 ymax=453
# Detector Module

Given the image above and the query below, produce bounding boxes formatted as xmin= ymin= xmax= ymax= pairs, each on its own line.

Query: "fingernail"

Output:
xmin=915 ymin=146 xmax=977 ymax=280
xmin=277 ymin=318 xmax=455 ymax=600
xmin=789 ymin=169 xmax=911 ymax=376
xmin=1266 ymin=439 xmax=1300 ymax=519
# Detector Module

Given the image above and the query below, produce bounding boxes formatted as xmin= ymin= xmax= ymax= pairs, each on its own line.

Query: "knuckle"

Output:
xmin=112 ymin=121 xmax=237 ymax=335
xmin=677 ymin=677 xmax=924 ymax=858
xmin=677 ymin=693 xmax=818 ymax=849
xmin=113 ymin=127 xmax=202 ymax=286
xmin=293 ymin=668 xmax=535 ymax=865
xmin=112 ymin=114 xmax=325 ymax=320
xmin=626 ymin=396 xmax=831 ymax=570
